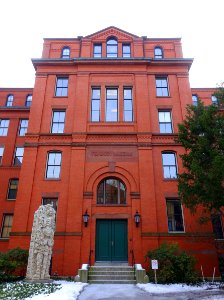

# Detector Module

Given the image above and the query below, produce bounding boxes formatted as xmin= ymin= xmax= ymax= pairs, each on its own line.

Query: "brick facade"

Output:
xmin=0 ymin=27 xmax=222 ymax=277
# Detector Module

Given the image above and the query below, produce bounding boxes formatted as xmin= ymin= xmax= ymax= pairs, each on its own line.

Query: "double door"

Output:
xmin=96 ymin=219 xmax=128 ymax=261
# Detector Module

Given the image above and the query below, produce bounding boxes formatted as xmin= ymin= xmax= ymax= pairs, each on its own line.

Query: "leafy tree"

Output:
xmin=145 ymin=243 xmax=198 ymax=283
xmin=176 ymin=90 xmax=224 ymax=217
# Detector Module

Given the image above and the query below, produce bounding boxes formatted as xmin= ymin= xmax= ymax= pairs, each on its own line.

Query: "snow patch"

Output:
xmin=137 ymin=282 xmax=219 ymax=294
xmin=25 ymin=281 xmax=87 ymax=300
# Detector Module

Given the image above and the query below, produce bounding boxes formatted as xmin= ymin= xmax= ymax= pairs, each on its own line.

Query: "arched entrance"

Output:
xmin=95 ymin=177 xmax=128 ymax=262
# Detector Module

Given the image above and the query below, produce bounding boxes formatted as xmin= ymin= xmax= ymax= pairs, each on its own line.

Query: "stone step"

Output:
xmin=88 ymin=279 xmax=136 ymax=284
xmin=89 ymin=274 xmax=135 ymax=280
xmin=89 ymin=266 xmax=134 ymax=272
xmin=89 ymin=271 xmax=135 ymax=276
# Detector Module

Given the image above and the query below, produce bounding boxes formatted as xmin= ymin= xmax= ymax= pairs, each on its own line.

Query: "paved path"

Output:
xmin=77 ymin=284 xmax=224 ymax=300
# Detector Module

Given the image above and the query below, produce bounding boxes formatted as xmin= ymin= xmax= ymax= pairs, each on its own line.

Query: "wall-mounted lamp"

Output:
xmin=134 ymin=211 xmax=141 ymax=227
xmin=83 ymin=210 xmax=90 ymax=227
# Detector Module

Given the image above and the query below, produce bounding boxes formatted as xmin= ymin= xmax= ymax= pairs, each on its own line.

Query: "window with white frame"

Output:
xmin=55 ymin=77 xmax=68 ymax=97
xmin=162 ymin=152 xmax=177 ymax=179
xmin=106 ymin=88 xmax=118 ymax=121
xmin=154 ymin=47 xmax=163 ymax=59
xmin=91 ymin=88 xmax=101 ymax=122
xmin=51 ymin=111 xmax=65 ymax=133
xmin=6 ymin=95 xmax=14 ymax=107
xmin=106 ymin=38 xmax=118 ymax=58
xmin=14 ymin=147 xmax=24 ymax=166
xmin=19 ymin=119 xmax=28 ymax=136
xmin=93 ymin=44 xmax=102 ymax=58
xmin=25 ymin=95 xmax=32 ymax=107
xmin=46 ymin=152 xmax=62 ymax=179
xmin=156 ymin=77 xmax=169 ymax=96
xmin=1 ymin=214 xmax=13 ymax=238
xmin=158 ymin=111 xmax=173 ymax=133
xmin=123 ymin=88 xmax=133 ymax=121
xmin=122 ymin=44 xmax=131 ymax=58
xmin=0 ymin=119 xmax=9 ymax=136
xmin=61 ymin=47 xmax=70 ymax=59
xmin=166 ymin=199 xmax=184 ymax=232
xmin=192 ymin=94 xmax=198 ymax=106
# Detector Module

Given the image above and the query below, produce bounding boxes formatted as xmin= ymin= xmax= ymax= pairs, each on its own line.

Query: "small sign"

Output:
xmin=151 ymin=260 xmax=158 ymax=270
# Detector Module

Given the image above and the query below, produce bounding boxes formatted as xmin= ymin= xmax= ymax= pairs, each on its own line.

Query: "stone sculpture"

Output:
xmin=26 ymin=204 xmax=56 ymax=282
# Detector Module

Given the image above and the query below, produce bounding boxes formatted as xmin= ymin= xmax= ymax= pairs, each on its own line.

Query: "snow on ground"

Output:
xmin=137 ymin=282 xmax=220 ymax=294
xmin=25 ymin=281 xmax=87 ymax=300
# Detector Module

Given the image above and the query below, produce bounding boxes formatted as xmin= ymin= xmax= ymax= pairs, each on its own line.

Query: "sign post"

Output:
xmin=151 ymin=260 xmax=158 ymax=284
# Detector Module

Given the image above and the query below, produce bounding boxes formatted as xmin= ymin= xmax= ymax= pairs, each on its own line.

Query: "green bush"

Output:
xmin=145 ymin=243 xmax=199 ymax=284
xmin=0 ymin=248 xmax=28 ymax=282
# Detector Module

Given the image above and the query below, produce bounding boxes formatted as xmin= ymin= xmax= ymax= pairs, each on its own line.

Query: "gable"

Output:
xmin=85 ymin=26 xmax=139 ymax=41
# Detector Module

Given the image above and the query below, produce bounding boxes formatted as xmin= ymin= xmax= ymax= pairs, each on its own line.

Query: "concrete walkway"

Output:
xmin=77 ymin=284 xmax=224 ymax=300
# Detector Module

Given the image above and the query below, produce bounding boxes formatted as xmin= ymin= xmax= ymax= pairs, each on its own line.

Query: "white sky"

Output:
xmin=0 ymin=0 xmax=223 ymax=88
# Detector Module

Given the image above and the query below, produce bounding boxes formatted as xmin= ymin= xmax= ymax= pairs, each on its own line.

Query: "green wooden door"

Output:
xmin=96 ymin=219 xmax=128 ymax=261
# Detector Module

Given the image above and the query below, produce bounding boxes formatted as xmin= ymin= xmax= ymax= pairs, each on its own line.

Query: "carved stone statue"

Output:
xmin=26 ymin=204 xmax=56 ymax=282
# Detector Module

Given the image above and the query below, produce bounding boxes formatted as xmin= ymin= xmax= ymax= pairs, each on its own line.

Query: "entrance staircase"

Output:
xmin=88 ymin=263 xmax=136 ymax=284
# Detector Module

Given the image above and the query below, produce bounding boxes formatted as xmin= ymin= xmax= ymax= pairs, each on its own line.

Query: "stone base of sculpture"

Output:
xmin=25 ymin=204 xmax=56 ymax=282
xmin=25 ymin=278 xmax=53 ymax=283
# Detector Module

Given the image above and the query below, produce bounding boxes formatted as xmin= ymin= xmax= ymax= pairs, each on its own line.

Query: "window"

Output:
xmin=55 ymin=77 xmax=68 ymax=97
xmin=61 ymin=47 xmax=70 ymax=59
xmin=122 ymin=44 xmax=131 ymax=58
xmin=51 ymin=111 xmax=65 ymax=133
xmin=91 ymin=88 xmax=101 ymax=122
xmin=97 ymin=178 xmax=126 ymax=205
xmin=162 ymin=152 xmax=177 ymax=179
xmin=7 ymin=179 xmax=19 ymax=200
xmin=107 ymin=38 xmax=118 ymax=58
xmin=6 ymin=95 xmax=14 ymax=107
xmin=46 ymin=152 xmax=62 ymax=179
xmin=166 ymin=200 xmax=184 ymax=232
xmin=26 ymin=95 xmax=32 ymax=107
xmin=42 ymin=198 xmax=58 ymax=212
xmin=192 ymin=94 xmax=198 ymax=106
xmin=159 ymin=111 xmax=173 ymax=133
xmin=0 ymin=119 xmax=9 ymax=136
xmin=154 ymin=47 xmax=163 ymax=59
xmin=211 ymin=95 xmax=218 ymax=105
xmin=0 ymin=147 xmax=4 ymax=164
xmin=93 ymin=44 xmax=102 ymax=58
xmin=106 ymin=88 xmax=118 ymax=121
xmin=212 ymin=214 xmax=224 ymax=239
xmin=19 ymin=119 xmax=28 ymax=136
xmin=1 ymin=214 xmax=13 ymax=238
xmin=124 ymin=88 xmax=133 ymax=121
xmin=156 ymin=77 xmax=169 ymax=96
xmin=14 ymin=147 xmax=24 ymax=166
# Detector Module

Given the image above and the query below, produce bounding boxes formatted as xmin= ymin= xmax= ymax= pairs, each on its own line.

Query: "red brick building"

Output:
xmin=0 ymin=27 xmax=222 ymax=277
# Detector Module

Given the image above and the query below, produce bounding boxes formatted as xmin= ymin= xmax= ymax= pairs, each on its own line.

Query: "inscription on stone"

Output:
xmin=86 ymin=146 xmax=138 ymax=162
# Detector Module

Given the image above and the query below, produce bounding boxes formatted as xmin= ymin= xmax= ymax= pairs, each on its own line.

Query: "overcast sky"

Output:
xmin=0 ymin=0 xmax=223 ymax=88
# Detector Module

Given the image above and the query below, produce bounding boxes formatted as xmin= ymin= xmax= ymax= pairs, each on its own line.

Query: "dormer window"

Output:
xmin=154 ymin=47 xmax=163 ymax=59
xmin=94 ymin=44 xmax=102 ymax=58
xmin=107 ymin=38 xmax=118 ymax=58
xmin=6 ymin=95 xmax=14 ymax=107
xmin=122 ymin=44 xmax=131 ymax=58
xmin=61 ymin=47 xmax=70 ymax=59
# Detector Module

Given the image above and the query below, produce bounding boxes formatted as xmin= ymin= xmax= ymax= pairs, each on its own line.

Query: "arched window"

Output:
xmin=154 ymin=47 xmax=163 ymax=59
xmin=97 ymin=177 xmax=126 ymax=204
xmin=6 ymin=95 xmax=14 ymax=107
xmin=61 ymin=47 xmax=70 ymax=59
xmin=107 ymin=38 xmax=118 ymax=58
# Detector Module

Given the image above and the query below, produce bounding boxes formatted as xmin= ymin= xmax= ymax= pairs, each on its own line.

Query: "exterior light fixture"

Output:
xmin=134 ymin=211 xmax=141 ymax=227
xmin=83 ymin=210 xmax=89 ymax=227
